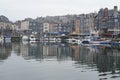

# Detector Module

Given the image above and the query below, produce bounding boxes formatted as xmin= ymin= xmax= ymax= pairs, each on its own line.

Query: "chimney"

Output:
xmin=114 ymin=6 xmax=118 ymax=11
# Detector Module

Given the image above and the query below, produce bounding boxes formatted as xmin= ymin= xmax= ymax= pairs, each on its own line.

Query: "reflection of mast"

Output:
xmin=111 ymin=49 xmax=118 ymax=74
xmin=0 ymin=23 xmax=4 ymax=42
xmin=2 ymin=26 xmax=4 ymax=38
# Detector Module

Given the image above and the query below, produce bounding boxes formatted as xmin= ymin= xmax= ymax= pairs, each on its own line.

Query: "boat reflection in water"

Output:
xmin=0 ymin=42 xmax=120 ymax=80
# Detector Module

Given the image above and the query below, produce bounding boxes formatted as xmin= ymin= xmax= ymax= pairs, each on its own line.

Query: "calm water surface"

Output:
xmin=0 ymin=42 xmax=120 ymax=80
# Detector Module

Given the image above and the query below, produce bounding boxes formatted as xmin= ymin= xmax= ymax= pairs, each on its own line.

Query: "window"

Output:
xmin=33 ymin=23 xmax=36 ymax=26
xmin=45 ymin=27 xmax=48 ymax=29
xmin=29 ymin=23 xmax=32 ymax=26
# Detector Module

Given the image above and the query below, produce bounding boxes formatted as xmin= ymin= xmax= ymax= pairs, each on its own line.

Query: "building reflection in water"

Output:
xmin=20 ymin=42 xmax=120 ymax=73
xmin=0 ymin=42 xmax=12 ymax=60
xmin=0 ymin=42 xmax=120 ymax=79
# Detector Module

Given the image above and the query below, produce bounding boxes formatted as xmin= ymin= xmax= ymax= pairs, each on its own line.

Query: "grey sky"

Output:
xmin=0 ymin=0 xmax=119 ymax=21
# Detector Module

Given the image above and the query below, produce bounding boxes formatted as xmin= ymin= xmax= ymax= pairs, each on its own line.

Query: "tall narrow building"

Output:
xmin=75 ymin=17 xmax=80 ymax=34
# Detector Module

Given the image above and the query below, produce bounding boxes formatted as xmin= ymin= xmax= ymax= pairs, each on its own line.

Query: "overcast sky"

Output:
xmin=0 ymin=0 xmax=119 ymax=21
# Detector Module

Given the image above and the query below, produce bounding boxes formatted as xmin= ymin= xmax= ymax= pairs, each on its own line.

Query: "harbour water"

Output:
xmin=0 ymin=42 xmax=120 ymax=80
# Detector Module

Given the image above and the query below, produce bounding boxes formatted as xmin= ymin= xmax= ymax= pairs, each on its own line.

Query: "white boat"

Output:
xmin=66 ymin=38 xmax=78 ymax=44
xmin=49 ymin=38 xmax=56 ymax=42
xmin=56 ymin=38 xmax=61 ymax=42
xmin=90 ymin=41 xmax=101 ymax=44
xmin=81 ymin=36 xmax=105 ymax=44
xmin=22 ymin=40 xmax=29 ymax=44
xmin=29 ymin=35 xmax=36 ymax=41
xmin=77 ymin=39 xmax=81 ymax=44
xmin=22 ymin=35 xmax=29 ymax=41
xmin=81 ymin=38 xmax=91 ymax=44
xmin=90 ymin=40 xmax=110 ymax=44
